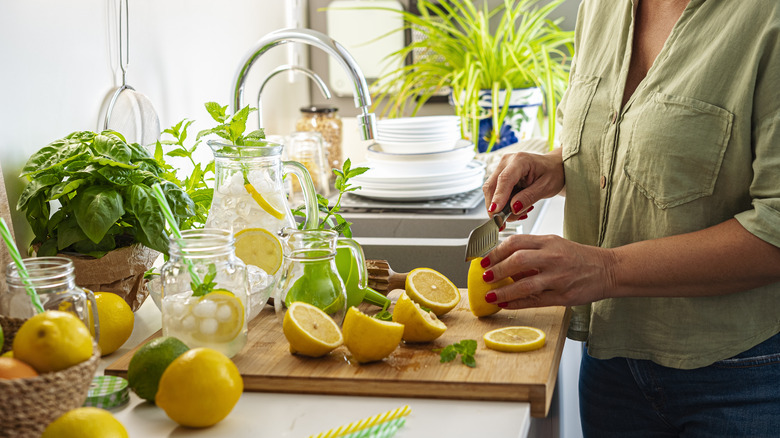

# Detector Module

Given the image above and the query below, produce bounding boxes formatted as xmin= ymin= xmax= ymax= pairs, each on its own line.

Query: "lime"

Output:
xmin=343 ymin=306 xmax=404 ymax=363
xmin=405 ymin=268 xmax=461 ymax=316
xmin=127 ymin=336 xmax=190 ymax=403
xmin=392 ymin=291 xmax=447 ymax=343
xmin=89 ymin=292 xmax=135 ymax=356
xmin=283 ymin=302 xmax=343 ymax=357
xmin=234 ymin=227 xmax=283 ymax=275
xmin=13 ymin=310 xmax=93 ymax=373
xmin=156 ymin=347 xmax=243 ymax=428
xmin=483 ymin=326 xmax=546 ymax=352
xmin=42 ymin=407 xmax=128 ymax=438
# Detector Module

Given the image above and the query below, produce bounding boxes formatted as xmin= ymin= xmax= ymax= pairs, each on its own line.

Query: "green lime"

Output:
xmin=127 ymin=336 xmax=190 ymax=403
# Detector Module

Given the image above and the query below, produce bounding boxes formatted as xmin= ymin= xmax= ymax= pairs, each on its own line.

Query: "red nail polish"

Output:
xmin=499 ymin=223 xmax=506 ymax=232
xmin=527 ymin=205 xmax=534 ymax=213
xmin=519 ymin=214 xmax=528 ymax=220
xmin=512 ymin=201 xmax=523 ymax=214
xmin=480 ymin=257 xmax=491 ymax=268
xmin=485 ymin=292 xmax=497 ymax=303
xmin=482 ymin=270 xmax=494 ymax=282
xmin=488 ymin=203 xmax=497 ymax=213
xmin=498 ymin=302 xmax=508 ymax=308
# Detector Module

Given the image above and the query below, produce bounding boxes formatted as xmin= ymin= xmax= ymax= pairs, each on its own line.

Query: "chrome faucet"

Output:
xmin=256 ymin=65 xmax=332 ymax=129
xmin=232 ymin=28 xmax=377 ymax=140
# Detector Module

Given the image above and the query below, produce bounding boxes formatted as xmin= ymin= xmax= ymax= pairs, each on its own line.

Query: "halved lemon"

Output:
xmin=405 ymin=268 xmax=460 ymax=316
xmin=392 ymin=291 xmax=447 ymax=343
xmin=343 ymin=307 xmax=404 ymax=363
xmin=192 ymin=290 xmax=245 ymax=343
xmin=244 ymin=183 xmax=285 ymax=220
xmin=483 ymin=326 xmax=546 ymax=352
xmin=283 ymin=302 xmax=343 ymax=357
xmin=234 ymin=228 xmax=283 ymax=275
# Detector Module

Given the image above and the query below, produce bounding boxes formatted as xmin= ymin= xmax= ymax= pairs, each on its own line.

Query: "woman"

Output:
xmin=481 ymin=0 xmax=780 ymax=436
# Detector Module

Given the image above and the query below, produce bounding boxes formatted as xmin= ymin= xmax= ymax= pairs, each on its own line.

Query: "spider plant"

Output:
xmin=369 ymin=0 xmax=573 ymax=152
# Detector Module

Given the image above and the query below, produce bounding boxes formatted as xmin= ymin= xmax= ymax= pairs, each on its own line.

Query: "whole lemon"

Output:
xmin=42 ymin=407 xmax=128 ymax=438
xmin=90 ymin=292 xmax=135 ymax=356
xmin=155 ymin=347 xmax=243 ymax=428
xmin=13 ymin=310 xmax=93 ymax=373
xmin=127 ymin=336 xmax=190 ymax=403
xmin=467 ymin=258 xmax=513 ymax=317
xmin=0 ymin=356 xmax=39 ymax=379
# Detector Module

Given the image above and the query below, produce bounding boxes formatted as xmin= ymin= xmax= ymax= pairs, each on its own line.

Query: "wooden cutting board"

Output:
xmin=105 ymin=293 xmax=570 ymax=418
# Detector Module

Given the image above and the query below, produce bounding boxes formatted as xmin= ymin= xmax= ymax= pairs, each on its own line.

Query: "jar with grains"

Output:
xmin=295 ymin=106 xmax=342 ymax=182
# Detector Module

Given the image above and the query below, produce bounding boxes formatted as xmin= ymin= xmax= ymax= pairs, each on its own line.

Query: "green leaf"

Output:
xmin=92 ymin=133 xmax=132 ymax=163
xmin=17 ymin=174 xmax=59 ymax=210
xmin=126 ymin=185 xmax=168 ymax=254
xmin=204 ymin=102 xmax=228 ymax=123
xmin=57 ymin=215 xmax=89 ymax=251
xmin=72 ymin=186 xmax=125 ymax=244
xmin=165 ymin=149 xmax=190 ymax=158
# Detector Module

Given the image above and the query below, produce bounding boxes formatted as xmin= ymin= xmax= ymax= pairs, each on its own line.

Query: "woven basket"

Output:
xmin=0 ymin=315 xmax=101 ymax=438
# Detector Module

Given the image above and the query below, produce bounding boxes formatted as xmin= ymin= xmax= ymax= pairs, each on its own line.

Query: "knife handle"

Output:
xmin=492 ymin=186 xmax=523 ymax=228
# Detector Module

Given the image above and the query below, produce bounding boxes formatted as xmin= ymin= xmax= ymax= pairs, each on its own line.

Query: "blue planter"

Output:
xmin=475 ymin=87 xmax=543 ymax=152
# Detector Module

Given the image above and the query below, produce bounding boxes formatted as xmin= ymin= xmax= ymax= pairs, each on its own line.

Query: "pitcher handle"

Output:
xmin=83 ymin=288 xmax=100 ymax=343
xmin=336 ymin=238 xmax=367 ymax=291
xmin=283 ymin=160 xmax=320 ymax=230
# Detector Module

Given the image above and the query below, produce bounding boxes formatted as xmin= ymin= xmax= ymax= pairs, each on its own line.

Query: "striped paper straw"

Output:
xmin=150 ymin=183 xmax=201 ymax=287
xmin=0 ymin=218 xmax=44 ymax=313
xmin=309 ymin=405 xmax=411 ymax=438
xmin=342 ymin=418 xmax=406 ymax=438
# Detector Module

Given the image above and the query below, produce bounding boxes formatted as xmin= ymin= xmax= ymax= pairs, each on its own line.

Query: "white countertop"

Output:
xmin=99 ymin=195 xmax=567 ymax=438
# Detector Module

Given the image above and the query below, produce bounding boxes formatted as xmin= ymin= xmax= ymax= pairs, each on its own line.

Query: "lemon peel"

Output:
xmin=244 ymin=183 xmax=285 ymax=220
xmin=467 ymin=257 xmax=513 ymax=317
xmin=343 ymin=307 xmax=403 ymax=363
xmin=392 ymin=291 xmax=447 ymax=343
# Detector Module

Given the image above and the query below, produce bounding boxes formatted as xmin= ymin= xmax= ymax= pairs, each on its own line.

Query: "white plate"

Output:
xmin=353 ymin=174 xmax=484 ymax=201
xmin=354 ymin=159 xmax=486 ymax=183
xmin=376 ymin=138 xmax=459 ymax=154
xmin=377 ymin=115 xmax=460 ymax=129
xmin=355 ymin=168 xmax=485 ymax=191
xmin=366 ymin=142 xmax=475 ymax=175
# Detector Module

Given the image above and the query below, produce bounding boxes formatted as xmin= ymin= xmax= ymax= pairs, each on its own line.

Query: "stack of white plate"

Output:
xmin=376 ymin=116 xmax=461 ymax=154
xmin=352 ymin=139 xmax=485 ymax=201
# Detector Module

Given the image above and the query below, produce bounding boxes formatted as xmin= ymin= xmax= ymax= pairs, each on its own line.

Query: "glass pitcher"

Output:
xmin=0 ymin=257 xmax=100 ymax=340
xmin=275 ymin=228 xmax=367 ymax=325
xmin=205 ymin=140 xmax=320 ymax=291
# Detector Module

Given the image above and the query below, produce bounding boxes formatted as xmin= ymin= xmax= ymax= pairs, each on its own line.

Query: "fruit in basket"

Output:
xmin=0 ymin=357 xmax=39 ymax=379
xmin=404 ymin=268 xmax=460 ymax=316
xmin=155 ymin=347 xmax=243 ymax=428
xmin=41 ymin=407 xmax=128 ymax=438
xmin=127 ymin=336 xmax=190 ymax=403
xmin=283 ymin=301 xmax=343 ymax=357
xmin=392 ymin=291 xmax=447 ymax=343
xmin=343 ymin=306 xmax=404 ymax=363
xmin=89 ymin=292 xmax=135 ymax=356
xmin=13 ymin=310 xmax=93 ymax=373
xmin=467 ymin=257 xmax=514 ymax=317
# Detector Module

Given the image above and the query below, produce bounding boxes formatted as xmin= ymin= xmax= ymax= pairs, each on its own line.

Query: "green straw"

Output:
xmin=0 ymin=218 xmax=44 ymax=313
xmin=150 ymin=183 xmax=202 ymax=287
xmin=342 ymin=418 xmax=406 ymax=438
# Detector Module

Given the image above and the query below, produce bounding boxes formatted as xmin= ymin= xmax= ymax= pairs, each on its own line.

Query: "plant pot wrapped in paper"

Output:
xmin=17 ymin=131 xmax=195 ymax=311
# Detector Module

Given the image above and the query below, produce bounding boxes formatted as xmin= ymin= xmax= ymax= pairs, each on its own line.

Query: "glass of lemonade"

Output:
xmin=161 ymin=229 xmax=248 ymax=358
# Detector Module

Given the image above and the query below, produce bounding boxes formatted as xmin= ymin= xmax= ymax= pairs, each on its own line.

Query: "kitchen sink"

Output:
xmin=342 ymin=199 xmax=546 ymax=287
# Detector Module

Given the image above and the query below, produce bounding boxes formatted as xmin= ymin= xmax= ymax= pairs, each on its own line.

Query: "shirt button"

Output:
xmin=611 ymin=111 xmax=618 ymax=124
xmin=600 ymin=175 xmax=607 ymax=189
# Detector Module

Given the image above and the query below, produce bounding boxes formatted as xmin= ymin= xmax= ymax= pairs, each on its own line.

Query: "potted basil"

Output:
xmin=16 ymin=130 xmax=195 ymax=310
xmin=367 ymin=0 xmax=574 ymax=152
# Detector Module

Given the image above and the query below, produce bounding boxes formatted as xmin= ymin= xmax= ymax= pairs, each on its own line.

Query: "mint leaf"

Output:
xmin=433 ymin=340 xmax=477 ymax=368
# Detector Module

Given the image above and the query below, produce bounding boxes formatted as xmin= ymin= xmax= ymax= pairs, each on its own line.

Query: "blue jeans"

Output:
xmin=579 ymin=332 xmax=780 ymax=437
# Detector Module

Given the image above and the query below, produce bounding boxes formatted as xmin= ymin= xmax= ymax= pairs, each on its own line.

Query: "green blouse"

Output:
xmin=559 ymin=0 xmax=780 ymax=369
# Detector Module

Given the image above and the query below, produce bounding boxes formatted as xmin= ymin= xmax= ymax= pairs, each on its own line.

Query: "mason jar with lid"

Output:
xmin=295 ymin=106 xmax=343 ymax=181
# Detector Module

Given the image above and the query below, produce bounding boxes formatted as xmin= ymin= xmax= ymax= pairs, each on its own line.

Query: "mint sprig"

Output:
xmin=191 ymin=263 xmax=217 ymax=297
xmin=433 ymin=340 xmax=478 ymax=368
xmin=373 ymin=300 xmax=393 ymax=321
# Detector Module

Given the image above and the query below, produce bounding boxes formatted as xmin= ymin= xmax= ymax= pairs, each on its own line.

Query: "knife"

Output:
xmin=464 ymin=186 xmax=523 ymax=262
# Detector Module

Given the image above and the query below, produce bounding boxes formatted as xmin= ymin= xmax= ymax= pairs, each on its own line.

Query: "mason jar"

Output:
xmin=295 ymin=105 xmax=343 ymax=181
xmin=161 ymin=228 xmax=249 ymax=358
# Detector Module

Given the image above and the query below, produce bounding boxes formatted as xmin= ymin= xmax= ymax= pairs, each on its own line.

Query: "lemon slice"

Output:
xmin=343 ymin=307 xmax=404 ymax=363
xmin=392 ymin=291 xmax=447 ymax=343
xmin=234 ymin=228 xmax=283 ymax=275
xmin=192 ymin=290 xmax=245 ymax=343
xmin=283 ymin=302 xmax=343 ymax=357
xmin=244 ymin=183 xmax=285 ymax=220
xmin=483 ymin=326 xmax=546 ymax=352
xmin=405 ymin=268 xmax=461 ymax=316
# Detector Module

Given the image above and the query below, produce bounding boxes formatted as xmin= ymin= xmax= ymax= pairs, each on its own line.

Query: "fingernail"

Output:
xmin=519 ymin=214 xmax=528 ymax=220
xmin=499 ymin=223 xmax=506 ymax=232
xmin=498 ymin=302 xmax=508 ymax=308
xmin=527 ymin=205 xmax=534 ymax=213
xmin=480 ymin=257 xmax=491 ymax=268
xmin=512 ymin=201 xmax=524 ymax=214
xmin=482 ymin=270 xmax=494 ymax=282
xmin=485 ymin=292 xmax=497 ymax=303
xmin=488 ymin=203 xmax=497 ymax=213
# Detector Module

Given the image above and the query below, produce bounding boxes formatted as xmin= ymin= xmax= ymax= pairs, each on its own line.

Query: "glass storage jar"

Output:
xmin=161 ymin=228 xmax=249 ymax=358
xmin=295 ymin=106 xmax=343 ymax=181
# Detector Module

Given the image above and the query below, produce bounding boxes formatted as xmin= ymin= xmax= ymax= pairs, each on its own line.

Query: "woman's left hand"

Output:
xmin=481 ymin=233 xmax=615 ymax=309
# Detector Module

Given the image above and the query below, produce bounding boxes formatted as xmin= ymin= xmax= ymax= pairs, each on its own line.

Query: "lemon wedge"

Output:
xmin=343 ymin=307 xmax=404 ymax=363
xmin=283 ymin=302 xmax=343 ymax=357
xmin=392 ymin=291 xmax=447 ymax=343
xmin=483 ymin=326 xmax=546 ymax=352
xmin=192 ymin=290 xmax=245 ymax=343
xmin=234 ymin=228 xmax=283 ymax=275
xmin=244 ymin=183 xmax=285 ymax=220
xmin=404 ymin=268 xmax=461 ymax=316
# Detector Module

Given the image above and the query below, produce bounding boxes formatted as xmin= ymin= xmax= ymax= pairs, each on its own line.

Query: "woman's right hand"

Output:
xmin=482 ymin=148 xmax=565 ymax=219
